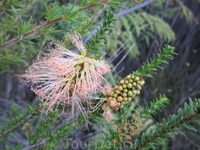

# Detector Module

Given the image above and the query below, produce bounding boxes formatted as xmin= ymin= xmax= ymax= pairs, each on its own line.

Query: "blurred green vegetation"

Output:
xmin=0 ymin=0 xmax=200 ymax=149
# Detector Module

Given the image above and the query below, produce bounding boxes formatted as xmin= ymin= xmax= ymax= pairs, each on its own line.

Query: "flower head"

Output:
xmin=103 ymin=108 xmax=113 ymax=123
xmin=23 ymin=32 xmax=110 ymax=118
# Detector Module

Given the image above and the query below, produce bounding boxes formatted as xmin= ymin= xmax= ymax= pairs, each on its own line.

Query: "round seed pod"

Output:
xmin=132 ymin=90 xmax=138 ymax=95
xmin=125 ymin=80 xmax=129 ymax=84
xmin=114 ymin=85 xmax=119 ymax=90
xmin=108 ymin=97 xmax=113 ymax=101
xmin=136 ymin=90 xmax=140 ymax=95
xmin=113 ymin=93 xmax=118 ymax=98
xmin=117 ymin=96 xmax=123 ymax=102
xmin=122 ymin=93 xmax=127 ymax=97
xmin=132 ymin=82 xmax=137 ymax=87
xmin=115 ymin=90 xmax=121 ymax=94
xmin=127 ymin=97 xmax=132 ymax=102
xmin=117 ymin=86 xmax=123 ymax=91
xmin=122 ymin=84 xmax=127 ymax=89
xmin=116 ymin=102 xmax=121 ymax=107
xmin=125 ymin=75 xmax=131 ymax=80
xmin=137 ymin=80 xmax=141 ymax=85
xmin=106 ymin=91 xmax=114 ymax=97
xmin=131 ymin=74 xmax=135 ymax=79
xmin=123 ymin=97 xmax=128 ymax=102
xmin=119 ymin=80 xmax=125 ymax=85
xmin=134 ymin=77 xmax=140 ymax=81
xmin=128 ymin=91 xmax=133 ymax=97
xmin=109 ymin=100 xmax=117 ymax=107
xmin=136 ymin=85 xmax=141 ymax=90
xmin=111 ymin=91 xmax=115 ymax=96
xmin=123 ymin=89 xmax=128 ymax=93
xmin=127 ymin=83 xmax=133 ymax=89
xmin=129 ymin=79 xmax=133 ymax=83
xmin=139 ymin=80 xmax=145 ymax=86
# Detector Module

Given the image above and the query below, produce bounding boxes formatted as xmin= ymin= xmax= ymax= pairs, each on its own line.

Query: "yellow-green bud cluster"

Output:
xmin=105 ymin=74 xmax=145 ymax=110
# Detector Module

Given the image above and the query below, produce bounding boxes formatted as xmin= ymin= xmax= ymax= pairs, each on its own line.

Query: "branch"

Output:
xmin=134 ymin=114 xmax=198 ymax=150
xmin=0 ymin=2 xmax=12 ymax=10
xmin=0 ymin=105 xmax=41 ymax=138
xmin=116 ymin=0 xmax=157 ymax=18
xmin=0 ymin=114 xmax=34 ymax=138
xmin=21 ymin=139 xmax=49 ymax=150
xmin=81 ymin=0 xmax=109 ymax=11
xmin=0 ymin=0 xmax=109 ymax=48
xmin=84 ymin=0 xmax=157 ymax=43
xmin=135 ymin=45 xmax=177 ymax=78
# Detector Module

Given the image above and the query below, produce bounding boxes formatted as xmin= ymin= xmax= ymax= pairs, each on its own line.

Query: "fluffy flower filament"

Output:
xmin=23 ymin=33 xmax=111 ymax=119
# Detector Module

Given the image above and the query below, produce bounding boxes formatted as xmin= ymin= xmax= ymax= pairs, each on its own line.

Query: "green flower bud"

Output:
xmin=118 ymin=86 xmax=123 ymax=91
xmin=132 ymin=82 xmax=137 ymax=87
xmin=135 ymin=77 xmax=140 ymax=81
xmin=128 ymin=91 xmax=133 ymax=97
xmin=127 ymin=97 xmax=132 ymax=102
xmin=136 ymin=90 xmax=140 ymax=95
xmin=115 ymin=90 xmax=121 ymax=94
xmin=123 ymin=89 xmax=128 ymax=93
xmin=120 ymin=80 xmax=125 ymax=85
xmin=109 ymin=100 xmax=117 ymax=107
xmin=122 ymin=84 xmax=127 ymax=89
xmin=131 ymin=74 xmax=135 ymax=79
xmin=117 ymin=96 xmax=123 ymax=102
xmin=122 ymin=93 xmax=127 ymax=97
xmin=133 ymin=90 xmax=138 ymax=95
xmin=113 ymin=93 xmax=118 ymax=98
xmin=126 ymin=75 xmax=131 ymax=80
xmin=123 ymin=97 xmax=128 ymax=101
xmin=129 ymin=79 xmax=133 ymax=83
xmin=136 ymin=85 xmax=141 ymax=90
xmin=139 ymin=80 xmax=145 ymax=86
xmin=108 ymin=97 xmax=113 ymax=101
xmin=127 ymin=83 xmax=133 ymax=89
xmin=114 ymin=85 xmax=119 ymax=90
xmin=125 ymin=80 xmax=129 ymax=84
xmin=107 ymin=91 xmax=114 ymax=97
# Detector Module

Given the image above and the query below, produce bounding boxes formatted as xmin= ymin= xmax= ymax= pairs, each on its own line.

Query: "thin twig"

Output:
xmin=81 ymin=0 xmax=108 ymax=11
xmin=21 ymin=139 xmax=49 ymax=150
xmin=0 ymin=114 xmax=34 ymax=138
xmin=0 ymin=2 xmax=12 ymax=10
xmin=112 ymin=44 xmax=135 ymax=73
xmin=116 ymin=0 xmax=157 ymax=18
xmin=0 ymin=0 xmax=109 ymax=48
xmin=83 ymin=0 xmax=157 ymax=44
xmin=134 ymin=114 xmax=198 ymax=150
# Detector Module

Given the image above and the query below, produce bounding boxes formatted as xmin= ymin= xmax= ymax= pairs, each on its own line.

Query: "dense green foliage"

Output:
xmin=0 ymin=0 xmax=200 ymax=150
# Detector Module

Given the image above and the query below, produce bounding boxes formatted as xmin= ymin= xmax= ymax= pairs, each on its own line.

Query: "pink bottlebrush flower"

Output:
xmin=101 ymin=85 xmax=113 ymax=96
xmin=103 ymin=108 xmax=113 ymax=123
xmin=23 ymin=32 xmax=111 ymax=119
